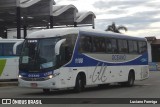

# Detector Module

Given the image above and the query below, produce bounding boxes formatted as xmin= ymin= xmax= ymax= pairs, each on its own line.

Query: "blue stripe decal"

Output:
xmin=19 ymin=71 xmax=54 ymax=78
xmin=65 ymin=53 xmax=148 ymax=67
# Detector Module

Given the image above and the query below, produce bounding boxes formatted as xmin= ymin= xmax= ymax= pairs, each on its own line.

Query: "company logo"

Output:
xmin=141 ymin=58 xmax=147 ymax=62
xmin=28 ymin=74 xmax=40 ymax=78
xmin=112 ymin=55 xmax=126 ymax=61
xmin=2 ymin=99 xmax=11 ymax=104
xmin=1 ymin=99 xmax=42 ymax=105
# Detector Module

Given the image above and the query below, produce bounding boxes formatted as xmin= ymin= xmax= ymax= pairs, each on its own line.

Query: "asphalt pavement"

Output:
xmin=0 ymin=71 xmax=160 ymax=106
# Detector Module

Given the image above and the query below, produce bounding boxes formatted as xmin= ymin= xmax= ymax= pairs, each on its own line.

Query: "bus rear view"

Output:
xmin=0 ymin=39 xmax=23 ymax=80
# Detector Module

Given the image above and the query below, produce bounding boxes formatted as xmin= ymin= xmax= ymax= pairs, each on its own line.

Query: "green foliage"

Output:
xmin=0 ymin=59 xmax=6 ymax=76
xmin=105 ymin=22 xmax=127 ymax=33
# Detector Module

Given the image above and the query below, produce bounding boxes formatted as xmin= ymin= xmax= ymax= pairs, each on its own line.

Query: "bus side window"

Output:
xmin=58 ymin=43 xmax=72 ymax=67
xmin=106 ymin=38 xmax=112 ymax=53
xmin=118 ymin=39 xmax=128 ymax=54
xmin=3 ymin=43 xmax=14 ymax=56
xmin=106 ymin=38 xmax=118 ymax=54
xmin=138 ymin=41 xmax=147 ymax=54
xmin=65 ymin=46 xmax=72 ymax=62
xmin=79 ymin=36 xmax=92 ymax=53
xmin=111 ymin=39 xmax=118 ymax=54
xmin=93 ymin=37 xmax=106 ymax=53
xmin=0 ymin=43 xmax=3 ymax=56
xmin=129 ymin=40 xmax=138 ymax=54
xmin=133 ymin=41 xmax=138 ymax=54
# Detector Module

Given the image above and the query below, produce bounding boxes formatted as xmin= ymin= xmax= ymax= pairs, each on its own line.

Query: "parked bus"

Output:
xmin=0 ymin=39 xmax=24 ymax=80
xmin=18 ymin=28 xmax=149 ymax=93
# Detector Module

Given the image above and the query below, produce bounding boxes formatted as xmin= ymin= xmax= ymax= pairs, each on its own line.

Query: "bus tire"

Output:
xmin=43 ymin=89 xmax=50 ymax=93
xmin=121 ymin=71 xmax=135 ymax=87
xmin=74 ymin=75 xmax=84 ymax=93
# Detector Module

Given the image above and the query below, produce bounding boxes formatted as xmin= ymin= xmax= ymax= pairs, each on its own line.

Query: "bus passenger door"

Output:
xmin=64 ymin=46 xmax=74 ymax=87
xmin=57 ymin=45 xmax=73 ymax=88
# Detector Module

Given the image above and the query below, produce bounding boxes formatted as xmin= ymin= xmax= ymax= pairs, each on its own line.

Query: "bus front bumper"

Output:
xmin=18 ymin=78 xmax=59 ymax=89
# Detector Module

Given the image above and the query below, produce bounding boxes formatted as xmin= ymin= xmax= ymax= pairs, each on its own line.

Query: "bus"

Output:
xmin=18 ymin=28 xmax=149 ymax=93
xmin=0 ymin=39 xmax=24 ymax=80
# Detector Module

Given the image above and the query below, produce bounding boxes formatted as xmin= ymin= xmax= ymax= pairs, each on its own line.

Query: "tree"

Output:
xmin=105 ymin=22 xmax=127 ymax=33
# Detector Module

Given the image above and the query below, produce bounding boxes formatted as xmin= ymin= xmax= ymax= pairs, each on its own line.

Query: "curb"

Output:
xmin=0 ymin=82 xmax=18 ymax=87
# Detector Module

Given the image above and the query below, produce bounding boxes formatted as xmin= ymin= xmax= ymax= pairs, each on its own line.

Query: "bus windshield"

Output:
xmin=19 ymin=37 xmax=60 ymax=72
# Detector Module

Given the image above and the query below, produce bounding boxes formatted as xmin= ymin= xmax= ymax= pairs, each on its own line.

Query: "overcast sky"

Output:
xmin=55 ymin=0 xmax=160 ymax=38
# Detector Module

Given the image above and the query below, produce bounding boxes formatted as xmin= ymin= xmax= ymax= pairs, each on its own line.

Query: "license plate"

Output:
xmin=30 ymin=83 xmax=38 ymax=88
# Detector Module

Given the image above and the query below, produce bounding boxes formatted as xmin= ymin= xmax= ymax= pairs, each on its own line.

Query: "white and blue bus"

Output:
xmin=18 ymin=28 xmax=149 ymax=93
xmin=0 ymin=39 xmax=24 ymax=80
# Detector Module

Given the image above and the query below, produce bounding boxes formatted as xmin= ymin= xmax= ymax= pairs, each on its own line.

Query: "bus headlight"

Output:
xmin=18 ymin=75 xmax=22 ymax=78
xmin=46 ymin=73 xmax=60 ymax=80
xmin=48 ymin=75 xmax=53 ymax=79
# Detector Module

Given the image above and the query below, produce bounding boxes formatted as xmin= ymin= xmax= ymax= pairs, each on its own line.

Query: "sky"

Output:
xmin=55 ymin=0 xmax=160 ymax=38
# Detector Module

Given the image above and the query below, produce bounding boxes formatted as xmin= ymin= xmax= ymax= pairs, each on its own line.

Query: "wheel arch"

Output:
xmin=75 ymin=71 xmax=86 ymax=85
xmin=129 ymin=69 xmax=135 ymax=80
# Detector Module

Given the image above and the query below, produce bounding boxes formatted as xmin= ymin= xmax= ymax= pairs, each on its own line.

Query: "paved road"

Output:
xmin=0 ymin=71 xmax=160 ymax=106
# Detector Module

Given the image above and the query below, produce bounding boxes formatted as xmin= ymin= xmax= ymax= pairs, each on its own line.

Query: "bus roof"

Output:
xmin=27 ymin=28 xmax=79 ymax=39
xmin=0 ymin=39 xmax=24 ymax=43
xmin=27 ymin=28 xmax=146 ymax=41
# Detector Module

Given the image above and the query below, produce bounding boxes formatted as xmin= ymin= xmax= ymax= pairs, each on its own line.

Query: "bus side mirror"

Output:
xmin=13 ymin=41 xmax=24 ymax=56
xmin=55 ymin=39 xmax=66 ymax=55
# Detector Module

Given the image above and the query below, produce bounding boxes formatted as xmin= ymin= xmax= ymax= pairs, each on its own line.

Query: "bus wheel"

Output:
xmin=74 ymin=75 xmax=84 ymax=93
xmin=121 ymin=71 xmax=135 ymax=87
xmin=43 ymin=89 xmax=50 ymax=93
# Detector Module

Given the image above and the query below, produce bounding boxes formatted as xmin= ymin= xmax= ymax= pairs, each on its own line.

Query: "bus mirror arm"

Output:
xmin=55 ymin=39 xmax=66 ymax=55
xmin=13 ymin=41 xmax=24 ymax=56
xmin=55 ymin=54 xmax=61 ymax=69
